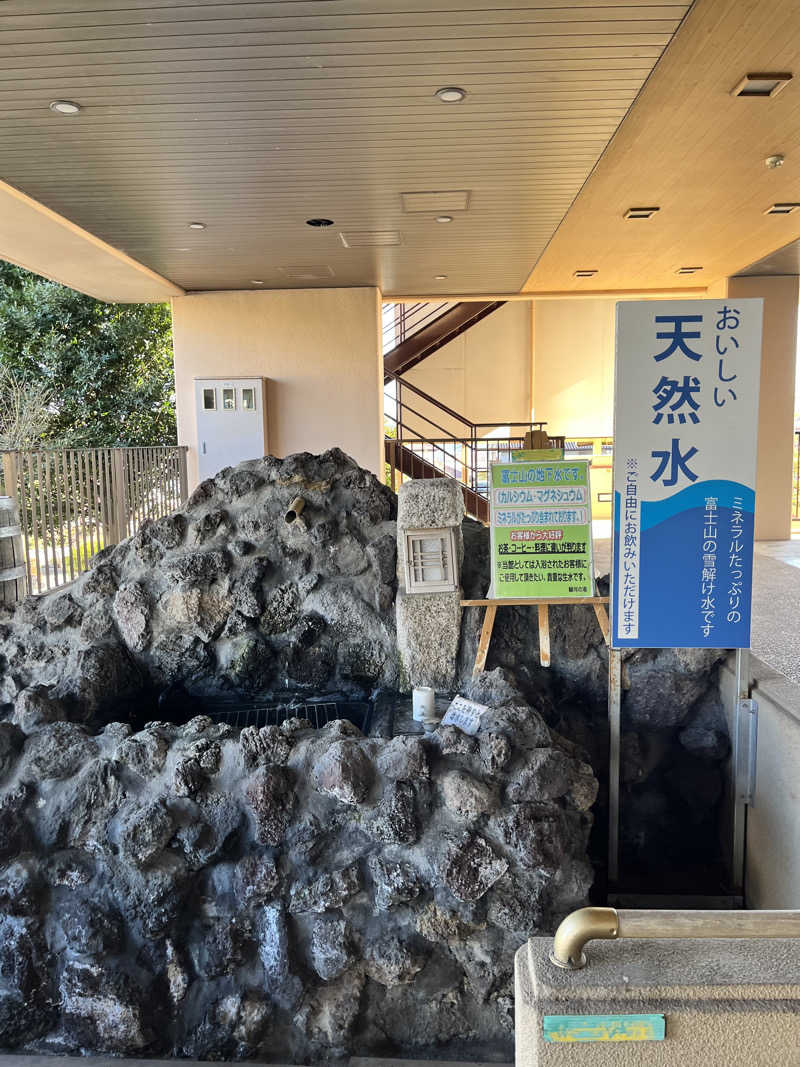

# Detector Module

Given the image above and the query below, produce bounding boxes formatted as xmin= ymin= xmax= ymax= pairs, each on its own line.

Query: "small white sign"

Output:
xmin=441 ymin=696 xmax=489 ymax=736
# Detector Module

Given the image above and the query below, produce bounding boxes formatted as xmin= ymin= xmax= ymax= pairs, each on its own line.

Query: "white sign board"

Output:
xmin=611 ymin=299 xmax=763 ymax=648
xmin=441 ymin=696 xmax=488 ymax=736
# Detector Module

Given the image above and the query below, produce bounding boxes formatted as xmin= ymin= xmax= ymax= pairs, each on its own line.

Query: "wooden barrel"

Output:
xmin=0 ymin=496 xmax=27 ymax=604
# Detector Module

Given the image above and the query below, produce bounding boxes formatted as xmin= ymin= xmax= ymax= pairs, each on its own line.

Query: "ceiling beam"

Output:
xmin=0 ymin=179 xmax=184 ymax=303
xmin=382 ymin=287 xmax=707 ymax=302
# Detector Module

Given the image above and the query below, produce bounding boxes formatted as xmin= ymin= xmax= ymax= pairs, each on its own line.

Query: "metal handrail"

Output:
xmin=393 ymin=430 xmax=539 ymax=445
xmin=391 ymin=393 xmax=468 ymax=442
xmin=550 ymin=906 xmax=800 ymax=970
xmin=385 ymin=369 xmax=548 ymax=438
xmin=384 ymin=362 xmax=561 ymax=516
xmin=386 ymin=369 xmax=475 ymax=433
xmin=382 ymin=301 xmax=455 ymax=355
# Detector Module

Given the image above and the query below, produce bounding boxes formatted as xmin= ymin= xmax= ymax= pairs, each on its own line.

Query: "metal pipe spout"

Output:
xmin=285 ymin=496 xmax=306 ymax=524
xmin=550 ymin=907 xmax=800 ymax=971
xmin=549 ymin=906 xmax=619 ymax=970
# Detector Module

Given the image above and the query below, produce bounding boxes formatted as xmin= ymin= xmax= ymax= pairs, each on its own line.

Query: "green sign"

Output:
xmin=543 ymin=1014 xmax=666 ymax=1043
xmin=489 ymin=458 xmax=594 ymax=599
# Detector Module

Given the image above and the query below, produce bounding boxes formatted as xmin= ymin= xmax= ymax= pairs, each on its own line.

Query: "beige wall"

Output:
xmin=171 ymin=288 xmax=382 ymax=487
xmin=726 ymin=275 xmax=798 ymax=542
xmin=532 ymin=297 xmax=616 ymax=438
xmin=401 ymin=301 xmax=532 ymax=438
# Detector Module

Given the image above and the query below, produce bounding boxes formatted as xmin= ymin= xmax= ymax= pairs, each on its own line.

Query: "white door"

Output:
xmin=194 ymin=377 xmax=268 ymax=481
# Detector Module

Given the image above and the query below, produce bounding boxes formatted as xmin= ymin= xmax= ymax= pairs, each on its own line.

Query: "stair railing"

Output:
xmin=384 ymin=370 xmax=551 ymax=513
xmin=382 ymin=301 xmax=455 ymax=357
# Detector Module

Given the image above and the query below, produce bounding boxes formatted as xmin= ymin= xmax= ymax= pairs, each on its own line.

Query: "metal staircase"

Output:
xmin=382 ymin=299 xmax=506 ymax=377
xmin=382 ymin=301 xmax=547 ymax=521
xmin=382 ymin=300 xmax=565 ymax=521
xmin=384 ymin=368 xmax=547 ymax=523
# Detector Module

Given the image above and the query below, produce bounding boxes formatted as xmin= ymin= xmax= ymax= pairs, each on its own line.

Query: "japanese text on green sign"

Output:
xmin=490 ymin=459 xmax=594 ymax=599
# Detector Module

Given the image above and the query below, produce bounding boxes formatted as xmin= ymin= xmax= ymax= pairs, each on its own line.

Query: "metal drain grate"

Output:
xmin=200 ymin=697 xmax=372 ymax=733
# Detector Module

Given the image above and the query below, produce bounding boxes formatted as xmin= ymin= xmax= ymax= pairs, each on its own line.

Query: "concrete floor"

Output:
xmin=749 ymin=540 xmax=800 ymax=683
xmin=593 ymin=525 xmax=800 ymax=685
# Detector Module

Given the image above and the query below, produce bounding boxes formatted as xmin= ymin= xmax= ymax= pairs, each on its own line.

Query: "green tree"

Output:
xmin=0 ymin=261 xmax=175 ymax=446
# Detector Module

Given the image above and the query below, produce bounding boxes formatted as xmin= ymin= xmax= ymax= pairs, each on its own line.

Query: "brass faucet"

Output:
xmin=550 ymin=906 xmax=800 ymax=970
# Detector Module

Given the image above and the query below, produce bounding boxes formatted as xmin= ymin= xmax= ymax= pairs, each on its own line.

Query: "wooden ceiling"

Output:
xmin=0 ymin=0 xmax=691 ymax=299
xmin=525 ymin=0 xmax=800 ymax=294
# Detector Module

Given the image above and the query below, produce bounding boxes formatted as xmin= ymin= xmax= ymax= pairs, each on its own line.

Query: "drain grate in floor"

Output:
xmin=199 ymin=697 xmax=372 ymax=733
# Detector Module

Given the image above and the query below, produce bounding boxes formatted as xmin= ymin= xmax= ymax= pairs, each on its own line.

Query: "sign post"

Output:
xmin=609 ymin=298 xmax=764 ymax=884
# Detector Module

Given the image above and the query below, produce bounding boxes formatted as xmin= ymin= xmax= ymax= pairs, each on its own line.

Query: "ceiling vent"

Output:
xmin=401 ymin=190 xmax=470 ymax=213
xmin=676 ymin=266 xmax=703 ymax=274
xmin=731 ymin=73 xmax=792 ymax=98
xmin=339 ymin=231 xmax=401 ymax=248
xmin=276 ymin=265 xmax=335 ymax=281
xmin=764 ymin=203 xmax=800 ymax=215
xmin=573 ymin=269 xmax=597 ymax=278
xmin=624 ymin=206 xmax=659 ymax=220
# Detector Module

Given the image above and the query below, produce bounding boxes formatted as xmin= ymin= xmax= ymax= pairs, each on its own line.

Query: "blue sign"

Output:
xmin=543 ymin=1013 xmax=666 ymax=1043
xmin=611 ymin=300 xmax=763 ymax=649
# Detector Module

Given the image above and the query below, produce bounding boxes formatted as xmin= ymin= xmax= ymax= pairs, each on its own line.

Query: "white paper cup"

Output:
xmin=412 ymin=686 xmax=435 ymax=725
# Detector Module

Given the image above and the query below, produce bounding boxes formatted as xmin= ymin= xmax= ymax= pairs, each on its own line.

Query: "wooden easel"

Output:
xmin=463 ymin=595 xmax=610 ymax=675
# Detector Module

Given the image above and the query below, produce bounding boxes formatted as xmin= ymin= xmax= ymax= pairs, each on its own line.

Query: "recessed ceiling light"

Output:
xmin=676 ymin=266 xmax=703 ymax=274
xmin=49 ymin=100 xmax=81 ymax=115
xmin=574 ymin=269 xmax=597 ymax=278
xmin=765 ymin=154 xmax=785 ymax=169
xmin=435 ymin=87 xmax=466 ymax=103
xmin=434 ymin=274 xmax=448 ymax=280
xmin=306 ymin=217 xmax=334 ymax=227
xmin=764 ymin=202 xmax=800 ymax=215
xmin=188 ymin=221 xmax=206 ymax=230
xmin=731 ymin=73 xmax=792 ymax=98
xmin=624 ymin=206 xmax=660 ymax=220
xmin=435 ymin=215 xmax=454 ymax=224
xmin=251 ymin=280 xmax=264 ymax=285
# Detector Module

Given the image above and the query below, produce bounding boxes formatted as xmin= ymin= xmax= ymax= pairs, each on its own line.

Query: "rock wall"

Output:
xmin=0 ymin=670 xmax=595 ymax=1060
xmin=0 ymin=448 xmax=730 ymax=1059
xmin=0 ymin=450 xmax=598 ymax=1061
xmin=459 ymin=519 xmax=731 ymax=887
xmin=0 ymin=450 xmax=401 ymax=723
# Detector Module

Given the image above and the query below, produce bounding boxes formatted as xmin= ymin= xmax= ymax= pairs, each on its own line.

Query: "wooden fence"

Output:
xmin=0 ymin=446 xmax=188 ymax=596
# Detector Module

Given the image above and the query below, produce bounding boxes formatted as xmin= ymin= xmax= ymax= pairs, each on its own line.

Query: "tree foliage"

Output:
xmin=0 ymin=261 xmax=176 ymax=447
xmin=0 ymin=363 xmax=52 ymax=450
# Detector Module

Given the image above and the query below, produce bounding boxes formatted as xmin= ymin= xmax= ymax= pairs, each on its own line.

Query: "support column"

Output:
xmin=726 ymin=275 xmax=799 ymax=541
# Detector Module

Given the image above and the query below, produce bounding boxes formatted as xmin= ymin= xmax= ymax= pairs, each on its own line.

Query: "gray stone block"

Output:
xmin=397 ymin=477 xmax=465 ymax=530
xmin=396 ymin=588 xmax=462 ymax=690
